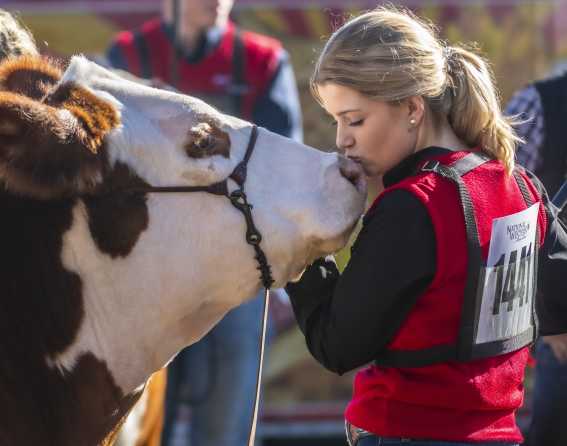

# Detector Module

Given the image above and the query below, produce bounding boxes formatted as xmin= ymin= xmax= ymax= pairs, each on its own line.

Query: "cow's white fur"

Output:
xmin=49 ymin=56 xmax=366 ymax=394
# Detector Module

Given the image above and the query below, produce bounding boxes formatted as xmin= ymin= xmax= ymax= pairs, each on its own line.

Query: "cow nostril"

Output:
xmin=340 ymin=166 xmax=358 ymax=185
xmin=338 ymin=157 xmax=363 ymax=188
xmin=337 ymin=156 xmax=366 ymax=194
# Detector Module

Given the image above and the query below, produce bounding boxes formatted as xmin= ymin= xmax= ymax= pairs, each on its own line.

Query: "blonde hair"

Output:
xmin=0 ymin=10 xmax=38 ymax=60
xmin=312 ymin=6 xmax=520 ymax=173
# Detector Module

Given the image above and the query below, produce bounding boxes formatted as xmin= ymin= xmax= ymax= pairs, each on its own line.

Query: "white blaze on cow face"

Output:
xmin=55 ymin=57 xmax=366 ymax=392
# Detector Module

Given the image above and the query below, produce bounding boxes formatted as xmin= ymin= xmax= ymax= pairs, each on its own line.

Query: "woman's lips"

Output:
xmin=347 ymin=156 xmax=365 ymax=169
xmin=348 ymin=157 xmax=373 ymax=177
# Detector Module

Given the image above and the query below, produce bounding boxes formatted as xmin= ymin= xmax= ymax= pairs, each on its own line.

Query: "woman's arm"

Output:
xmin=286 ymin=190 xmax=436 ymax=374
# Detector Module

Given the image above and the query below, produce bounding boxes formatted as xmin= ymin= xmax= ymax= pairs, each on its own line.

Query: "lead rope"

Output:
xmin=247 ymin=287 xmax=270 ymax=446
xmin=225 ymin=129 xmax=272 ymax=446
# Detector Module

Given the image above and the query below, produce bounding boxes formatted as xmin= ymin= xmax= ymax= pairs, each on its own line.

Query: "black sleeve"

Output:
xmin=526 ymin=172 xmax=567 ymax=335
xmin=285 ymin=190 xmax=436 ymax=375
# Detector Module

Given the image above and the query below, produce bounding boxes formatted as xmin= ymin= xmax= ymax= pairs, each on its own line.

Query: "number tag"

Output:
xmin=475 ymin=203 xmax=539 ymax=344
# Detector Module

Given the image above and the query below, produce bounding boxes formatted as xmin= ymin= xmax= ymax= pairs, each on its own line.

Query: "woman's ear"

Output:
xmin=406 ymin=95 xmax=425 ymax=127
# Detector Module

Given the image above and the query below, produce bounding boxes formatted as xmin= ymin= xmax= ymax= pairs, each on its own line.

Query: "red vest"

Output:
xmin=346 ymin=151 xmax=547 ymax=442
xmin=113 ymin=19 xmax=282 ymax=119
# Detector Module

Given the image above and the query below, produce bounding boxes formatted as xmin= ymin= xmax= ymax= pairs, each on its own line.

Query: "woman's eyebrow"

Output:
xmin=337 ymin=109 xmax=361 ymax=116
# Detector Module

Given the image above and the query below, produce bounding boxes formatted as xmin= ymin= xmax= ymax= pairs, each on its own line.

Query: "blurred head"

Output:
xmin=162 ymin=0 xmax=234 ymax=34
xmin=312 ymin=6 xmax=520 ymax=177
xmin=0 ymin=10 xmax=38 ymax=60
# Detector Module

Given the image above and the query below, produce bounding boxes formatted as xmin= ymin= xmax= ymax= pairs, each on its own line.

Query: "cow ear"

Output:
xmin=0 ymin=55 xmax=62 ymax=100
xmin=45 ymin=82 xmax=120 ymax=155
xmin=0 ymin=91 xmax=109 ymax=199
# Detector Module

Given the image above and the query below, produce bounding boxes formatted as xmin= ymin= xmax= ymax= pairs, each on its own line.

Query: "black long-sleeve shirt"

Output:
xmin=286 ymin=147 xmax=567 ymax=375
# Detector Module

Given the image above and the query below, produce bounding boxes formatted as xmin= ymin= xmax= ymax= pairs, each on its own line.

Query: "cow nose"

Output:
xmin=338 ymin=156 xmax=366 ymax=194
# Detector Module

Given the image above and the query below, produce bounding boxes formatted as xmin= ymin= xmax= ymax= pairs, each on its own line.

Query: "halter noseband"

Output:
xmin=121 ymin=125 xmax=274 ymax=289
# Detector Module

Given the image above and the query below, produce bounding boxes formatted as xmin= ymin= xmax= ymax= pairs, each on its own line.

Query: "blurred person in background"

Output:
xmin=106 ymin=0 xmax=302 ymax=445
xmin=505 ymin=63 xmax=567 ymax=446
xmin=286 ymin=6 xmax=567 ymax=446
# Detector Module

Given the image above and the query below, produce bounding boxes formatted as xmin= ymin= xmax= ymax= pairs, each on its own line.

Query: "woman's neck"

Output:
xmin=416 ymin=115 xmax=469 ymax=153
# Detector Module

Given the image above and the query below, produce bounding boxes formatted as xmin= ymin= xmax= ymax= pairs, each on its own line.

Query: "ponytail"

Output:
xmin=438 ymin=45 xmax=521 ymax=174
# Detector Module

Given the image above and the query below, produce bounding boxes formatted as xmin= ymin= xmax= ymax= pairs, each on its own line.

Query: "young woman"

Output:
xmin=286 ymin=6 xmax=567 ymax=446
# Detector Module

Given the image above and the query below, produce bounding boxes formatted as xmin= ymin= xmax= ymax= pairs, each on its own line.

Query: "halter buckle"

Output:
xmin=230 ymin=189 xmax=263 ymax=246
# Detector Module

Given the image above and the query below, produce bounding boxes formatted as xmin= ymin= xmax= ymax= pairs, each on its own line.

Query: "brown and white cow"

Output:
xmin=0 ymin=55 xmax=365 ymax=445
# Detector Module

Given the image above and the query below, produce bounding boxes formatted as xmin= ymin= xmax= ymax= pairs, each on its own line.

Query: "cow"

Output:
xmin=0 ymin=54 xmax=366 ymax=445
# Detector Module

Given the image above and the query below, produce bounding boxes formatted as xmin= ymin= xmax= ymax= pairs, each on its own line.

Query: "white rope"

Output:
xmin=247 ymin=288 xmax=270 ymax=446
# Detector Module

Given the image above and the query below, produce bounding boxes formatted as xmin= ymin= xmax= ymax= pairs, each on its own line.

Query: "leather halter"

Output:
xmin=123 ymin=124 xmax=274 ymax=289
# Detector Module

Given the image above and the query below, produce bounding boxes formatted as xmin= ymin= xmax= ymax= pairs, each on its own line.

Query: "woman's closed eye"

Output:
xmin=329 ymin=118 xmax=364 ymax=127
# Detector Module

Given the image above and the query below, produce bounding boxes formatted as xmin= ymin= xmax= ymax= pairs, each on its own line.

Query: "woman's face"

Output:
xmin=178 ymin=0 xmax=234 ymax=31
xmin=317 ymin=83 xmax=419 ymax=180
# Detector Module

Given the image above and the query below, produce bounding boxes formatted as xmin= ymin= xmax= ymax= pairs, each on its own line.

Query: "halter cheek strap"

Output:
xmin=114 ymin=125 xmax=274 ymax=289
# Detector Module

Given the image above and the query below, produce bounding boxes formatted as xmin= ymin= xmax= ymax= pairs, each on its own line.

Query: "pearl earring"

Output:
xmin=409 ymin=118 xmax=416 ymax=126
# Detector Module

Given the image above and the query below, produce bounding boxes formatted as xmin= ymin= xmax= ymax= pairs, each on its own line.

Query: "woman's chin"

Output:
xmin=364 ymin=174 xmax=384 ymax=192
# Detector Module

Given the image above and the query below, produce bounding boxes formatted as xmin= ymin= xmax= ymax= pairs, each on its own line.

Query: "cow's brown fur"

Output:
xmin=0 ymin=188 xmax=142 ymax=445
xmin=47 ymin=82 xmax=120 ymax=154
xmin=0 ymin=351 xmax=143 ymax=446
xmin=84 ymin=162 xmax=150 ymax=258
xmin=0 ymin=56 xmax=151 ymax=445
xmin=0 ymin=91 xmax=107 ymax=199
xmin=0 ymin=55 xmax=61 ymax=99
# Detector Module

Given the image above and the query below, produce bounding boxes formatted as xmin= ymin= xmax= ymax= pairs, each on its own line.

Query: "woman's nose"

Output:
xmin=336 ymin=126 xmax=354 ymax=152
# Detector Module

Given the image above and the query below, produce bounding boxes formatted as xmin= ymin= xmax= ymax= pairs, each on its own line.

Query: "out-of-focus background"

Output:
xmin=7 ymin=0 xmax=566 ymax=444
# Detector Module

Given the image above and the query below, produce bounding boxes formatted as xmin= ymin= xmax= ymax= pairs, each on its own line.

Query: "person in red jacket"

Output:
xmin=106 ymin=0 xmax=302 ymax=140
xmin=286 ymin=6 xmax=567 ymax=446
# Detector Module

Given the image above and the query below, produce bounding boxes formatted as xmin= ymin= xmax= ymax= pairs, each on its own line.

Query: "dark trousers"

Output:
xmin=524 ymin=340 xmax=567 ymax=446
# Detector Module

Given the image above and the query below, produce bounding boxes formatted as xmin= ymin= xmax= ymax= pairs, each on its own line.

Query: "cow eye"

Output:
xmin=195 ymin=134 xmax=214 ymax=150
xmin=185 ymin=122 xmax=230 ymax=159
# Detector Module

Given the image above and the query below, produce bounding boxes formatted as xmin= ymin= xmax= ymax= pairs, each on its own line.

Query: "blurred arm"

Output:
xmin=505 ymin=85 xmax=545 ymax=171
xmin=252 ymin=50 xmax=303 ymax=142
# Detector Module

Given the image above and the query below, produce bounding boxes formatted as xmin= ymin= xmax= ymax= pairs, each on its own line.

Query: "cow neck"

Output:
xmin=125 ymin=124 xmax=273 ymax=446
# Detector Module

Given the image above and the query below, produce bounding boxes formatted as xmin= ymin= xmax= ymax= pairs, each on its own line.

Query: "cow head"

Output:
xmin=0 ymin=55 xmax=365 ymax=443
